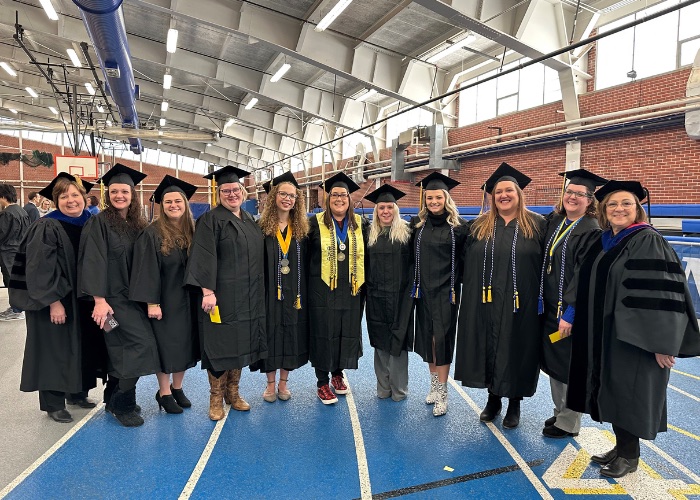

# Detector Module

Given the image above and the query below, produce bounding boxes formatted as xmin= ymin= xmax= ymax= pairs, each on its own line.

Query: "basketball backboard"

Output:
xmin=54 ymin=155 xmax=98 ymax=180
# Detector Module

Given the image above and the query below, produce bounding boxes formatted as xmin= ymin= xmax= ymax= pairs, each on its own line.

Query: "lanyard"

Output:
xmin=548 ymin=218 xmax=579 ymax=260
xmin=276 ymin=226 xmax=292 ymax=257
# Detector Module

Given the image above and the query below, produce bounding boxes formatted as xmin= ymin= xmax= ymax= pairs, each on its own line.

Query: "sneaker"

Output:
xmin=317 ymin=385 xmax=338 ymax=405
xmin=331 ymin=375 xmax=348 ymax=395
xmin=1 ymin=311 xmax=25 ymax=321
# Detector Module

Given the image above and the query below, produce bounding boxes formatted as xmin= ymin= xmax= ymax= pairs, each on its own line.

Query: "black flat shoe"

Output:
xmin=544 ymin=416 xmax=556 ymax=428
xmin=542 ymin=425 xmax=578 ymax=439
xmin=156 ymin=391 xmax=183 ymax=414
xmin=66 ymin=398 xmax=97 ymax=409
xmin=171 ymin=385 xmax=192 ymax=408
xmin=479 ymin=395 xmax=502 ymax=422
xmin=600 ymin=457 xmax=638 ymax=478
xmin=590 ymin=447 xmax=617 ymax=465
xmin=47 ymin=409 xmax=73 ymax=423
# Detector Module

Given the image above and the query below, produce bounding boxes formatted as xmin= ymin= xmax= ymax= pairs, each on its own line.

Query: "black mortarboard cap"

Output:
xmin=559 ymin=168 xmax=608 ymax=192
xmin=263 ymin=171 xmax=300 ymax=194
xmin=482 ymin=162 xmax=531 ymax=194
xmin=98 ymin=163 xmax=147 ymax=187
xmin=594 ymin=180 xmax=647 ymax=202
xmin=204 ymin=165 xmax=251 ymax=185
xmin=364 ymin=184 xmax=406 ymax=204
xmin=39 ymin=172 xmax=94 ymax=202
xmin=321 ymin=171 xmax=360 ymax=194
xmin=415 ymin=171 xmax=459 ymax=191
xmin=151 ymin=175 xmax=197 ymax=203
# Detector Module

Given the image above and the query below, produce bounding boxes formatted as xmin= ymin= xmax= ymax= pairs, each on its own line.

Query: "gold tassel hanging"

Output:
xmin=99 ymin=182 xmax=106 ymax=209
xmin=450 ymin=288 xmax=456 ymax=305
xmin=487 ymin=285 xmax=492 ymax=303
xmin=294 ymin=294 xmax=302 ymax=310
xmin=557 ymin=301 xmax=562 ymax=318
xmin=482 ymin=286 xmax=486 ymax=304
xmin=515 ymin=292 xmax=520 ymax=310
xmin=277 ymin=285 xmax=282 ymax=301
xmin=419 ymin=183 xmax=424 ymax=211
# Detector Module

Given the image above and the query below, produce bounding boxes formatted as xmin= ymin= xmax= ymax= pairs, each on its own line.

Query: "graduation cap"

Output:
xmin=594 ymin=180 xmax=647 ymax=202
xmin=321 ymin=171 xmax=360 ymax=194
xmin=263 ymin=171 xmax=300 ymax=194
xmin=39 ymin=172 xmax=94 ymax=202
xmin=558 ymin=168 xmax=608 ymax=192
xmin=98 ymin=163 xmax=147 ymax=187
xmin=204 ymin=165 xmax=251 ymax=185
xmin=481 ymin=162 xmax=531 ymax=194
xmin=151 ymin=175 xmax=197 ymax=203
xmin=364 ymin=184 xmax=406 ymax=204
xmin=415 ymin=171 xmax=460 ymax=191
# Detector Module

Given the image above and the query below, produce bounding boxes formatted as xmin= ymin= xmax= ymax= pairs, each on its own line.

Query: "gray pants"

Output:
xmin=549 ymin=377 xmax=582 ymax=433
xmin=374 ymin=349 xmax=408 ymax=402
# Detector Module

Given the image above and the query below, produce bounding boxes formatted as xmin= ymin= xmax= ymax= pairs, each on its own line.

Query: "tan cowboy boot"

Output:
xmin=226 ymin=369 xmax=250 ymax=411
xmin=207 ymin=371 xmax=225 ymax=421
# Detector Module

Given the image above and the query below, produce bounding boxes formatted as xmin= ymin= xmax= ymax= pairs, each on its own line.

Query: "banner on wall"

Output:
xmin=668 ymin=238 xmax=700 ymax=319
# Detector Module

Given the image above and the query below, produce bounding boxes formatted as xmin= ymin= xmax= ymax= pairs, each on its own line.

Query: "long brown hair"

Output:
xmin=321 ymin=188 xmax=358 ymax=230
xmin=471 ymin=180 xmax=540 ymax=240
xmin=153 ymin=191 xmax=195 ymax=255
xmin=259 ymin=182 xmax=309 ymax=238
xmin=103 ymin=185 xmax=147 ymax=238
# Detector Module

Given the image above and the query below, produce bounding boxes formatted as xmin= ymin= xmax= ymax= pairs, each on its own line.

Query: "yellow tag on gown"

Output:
xmin=209 ymin=306 xmax=221 ymax=324
xmin=549 ymin=330 xmax=563 ymax=343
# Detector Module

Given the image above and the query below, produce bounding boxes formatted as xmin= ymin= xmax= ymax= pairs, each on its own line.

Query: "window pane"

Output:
xmin=681 ymin=37 xmax=700 ymax=66
xmin=476 ymin=79 xmax=497 ymax=122
xmin=497 ymin=94 xmax=518 ymax=116
xmin=518 ymin=64 xmax=544 ymax=111
xmin=543 ymin=66 xmax=562 ymax=103
xmin=458 ymin=84 xmax=478 ymax=126
xmin=497 ymin=70 xmax=519 ymax=98
xmin=633 ymin=7 xmax=678 ymax=80
xmin=679 ymin=2 xmax=700 ymax=40
xmin=596 ymin=15 xmax=634 ymax=90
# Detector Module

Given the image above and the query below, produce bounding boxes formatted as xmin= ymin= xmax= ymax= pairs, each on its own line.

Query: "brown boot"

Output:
xmin=226 ymin=369 xmax=250 ymax=411
xmin=207 ymin=371 xmax=226 ymax=421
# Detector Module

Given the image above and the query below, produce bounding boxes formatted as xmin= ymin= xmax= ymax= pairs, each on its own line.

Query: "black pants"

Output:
xmin=104 ymin=376 xmax=138 ymax=405
xmin=613 ymin=425 xmax=640 ymax=459
xmin=315 ymin=369 xmax=344 ymax=388
xmin=39 ymin=391 xmax=85 ymax=412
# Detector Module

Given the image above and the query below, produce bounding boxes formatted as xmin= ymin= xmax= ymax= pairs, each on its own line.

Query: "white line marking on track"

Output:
xmin=668 ymin=384 xmax=700 ymax=402
xmin=0 ymin=403 xmax=103 ymax=499
xmin=344 ymin=373 xmax=372 ymax=500
xmin=449 ymin=379 xmax=554 ymax=500
xmin=642 ymin=439 xmax=700 ymax=484
xmin=178 ymin=405 xmax=231 ymax=500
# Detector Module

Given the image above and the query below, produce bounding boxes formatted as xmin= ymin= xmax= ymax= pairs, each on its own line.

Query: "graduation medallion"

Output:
xmin=338 ymin=242 xmax=346 ymax=251
xmin=281 ymin=265 xmax=291 ymax=275
xmin=337 ymin=252 xmax=346 ymax=262
xmin=280 ymin=258 xmax=290 ymax=267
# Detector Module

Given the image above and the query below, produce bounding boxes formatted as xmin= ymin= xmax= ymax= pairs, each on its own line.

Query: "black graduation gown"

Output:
xmin=541 ymin=214 xmax=601 ymax=383
xmin=251 ymin=228 xmax=309 ymax=373
xmin=129 ymin=225 xmax=199 ymax=373
xmin=18 ymin=218 xmax=106 ymax=394
xmin=566 ymin=227 xmax=700 ymax=440
xmin=307 ymin=214 xmax=368 ymax=372
xmin=409 ymin=214 xmax=469 ymax=366
xmin=184 ymin=205 xmax=267 ymax=371
xmin=78 ymin=213 xmax=160 ymax=379
xmin=366 ymin=228 xmax=414 ymax=356
xmin=0 ymin=204 xmax=29 ymax=278
xmin=454 ymin=214 xmax=546 ymax=398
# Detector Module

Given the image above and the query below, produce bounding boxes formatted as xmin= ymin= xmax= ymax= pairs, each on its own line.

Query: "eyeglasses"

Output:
xmin=606 ymin=201 xmax=635 ymax=209
xmin=564 ymin=189 xmax=591 ymax=199
xmin=220 ymin=187 xmax=242 ymax=196
xmin=329 ymin=193 xmax=349 ymax=199
xmin=277 ymin=192 xmax=297 ymax=200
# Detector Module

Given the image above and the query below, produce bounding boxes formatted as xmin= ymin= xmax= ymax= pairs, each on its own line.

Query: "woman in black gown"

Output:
xmin=130 ymin=176 xmax=200 ymax=414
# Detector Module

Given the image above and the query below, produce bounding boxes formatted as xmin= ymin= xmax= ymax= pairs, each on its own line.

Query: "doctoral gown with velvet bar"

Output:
xmin=565 ymin=227 xmax=700 ymax=440
xmin=78 ymin=213 xmax=160 ymax=379
xmin=184 ymin=204 xmax=267 ymax=371
xmin=129 ymin=224 xmax=199 ymax=373
xmin=454 ymin=214 xmax=546 ymax=398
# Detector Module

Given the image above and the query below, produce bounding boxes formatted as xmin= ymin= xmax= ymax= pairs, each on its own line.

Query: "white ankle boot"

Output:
xmin=425 ymin=372 xmax=439 ymax=404
xmin=433 ymin=382 xmax=448 ymax=417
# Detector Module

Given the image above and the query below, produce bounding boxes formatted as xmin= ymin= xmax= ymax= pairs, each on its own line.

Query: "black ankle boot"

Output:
xmin=156 ymin=391 xmax=183 ymax=414
xmin=502 ymin=399 xmax=521 ymax=428
xmin=111 ymin=388 xmax=144 ymax=427
xmin=171 ymin=385 xmax=192 ymax=408
xmin=479 ymin=394 xmax=502 ymax=422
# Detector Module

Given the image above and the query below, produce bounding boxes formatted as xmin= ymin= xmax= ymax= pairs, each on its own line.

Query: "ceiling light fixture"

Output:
xmin=224 ymin=118 xmax=236 ymax=128
xmin=25 ymin=87 xmax=39 ymax=98
xmin=96 ymin=104 xmax=104 ymax=113
xmin=166 ymin=29 xmax=179 ymax=53
xmin=161 ymin=101 xmax=169 ymax=112
xmin=49 ymin=106 xmax=59 ymax=114
xmin=9 ymin=108 xmax=18 ymax=114
xmin=106 ymin=119 xmax=113 ymax=127
xmin=315 ymin=0 xmax=353 ymax=32
xmin=38 ymin=0 xmax=59 ymax=21
xmin=0 ymin=62 xmax=17 ymax=77
xmin=163 ymin=73 xmax=172 ymax=90
xmin=427 ymin=34 xmax=477 ymax=64
xmin=84 ymin=82 xmax=95 ymax=95
xmin=160 ymin=118 xmax=166 ymax=126
xmin=157 ymin=140 xmax=162 ymax=144
xmin=355 ymin=89 xmax=377 ymax=102
xmin=270 ymin=63 xmax=291 ymax=83
xmin=245 ymin=97 xmax=258 ymax=110
xmin=66 ymin=48 xmax=82 ymax=68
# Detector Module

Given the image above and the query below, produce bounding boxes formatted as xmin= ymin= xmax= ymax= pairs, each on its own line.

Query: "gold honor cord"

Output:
xmin=547 ymin=219 xmax=577 ymax=273
xmin=276 ymin=227 xmax=292 ymax=256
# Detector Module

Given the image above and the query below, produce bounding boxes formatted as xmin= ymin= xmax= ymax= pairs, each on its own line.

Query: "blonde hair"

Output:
xmin=471 ymin=181 xmax=540 ymax=240
xmin=216 ymin=182 xmax=248 ymax=205
xmin=154 ymin=191 xmax=195 ymax=255
xmin=258 ymin=182 xmax=309 ymax=239
xmin=415 ymin=189 xmax=461 ymax=228
xmin=368 ymin=203 xmax=410 ymax=246
xmin=597 ymin=190 xmax=648 ymax=230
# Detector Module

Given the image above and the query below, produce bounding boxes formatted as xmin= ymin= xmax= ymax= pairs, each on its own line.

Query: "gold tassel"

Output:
xmin=515 ymin=292 xmax=520 ymax=310
xmin=487 ymin=286 xmax=492 ymax=303
xmin=450 ymin=288 xmax=456 ymax=305
xmin=100 ymin=182 xmax=106 ymax=210
xmin=294 ymin=294 xmax=301 ymax=310
xmin=482 ymin=286 xmax=486 ymax=304
xmin=419 ymin=184 xmax=424 ymax=211
xmin=277 ymin=285 xmax=282 ymax=301
xmin=557 ymin=301 xmax=562 ymax=318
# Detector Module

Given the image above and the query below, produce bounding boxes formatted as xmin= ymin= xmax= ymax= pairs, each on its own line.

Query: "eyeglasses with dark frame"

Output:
xmin=220 ymin=187 xmax=242 ymax=196
xmin=277 ymin=191 xmax=297 ymax=200
xmin=564 ymin=189 xmax=592 ymax=199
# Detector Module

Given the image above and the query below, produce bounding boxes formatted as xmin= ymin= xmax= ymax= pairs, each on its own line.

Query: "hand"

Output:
xmin=92 ymin=301 xmax=114 ymax=329
xmin=655 ymin=353 xmax=675 ymax=369
xmin=148 ymin=305 xmax=162 ymax=320
xmin=559 ymin=319 xmax=573 ymax=338
xmin=49 ymin=301 xmax=66 ymax=325
xmin=202 ymin=294 xmax=217 ymax=313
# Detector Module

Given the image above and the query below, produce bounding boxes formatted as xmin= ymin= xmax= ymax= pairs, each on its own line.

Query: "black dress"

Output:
xmin=251 ymin=227 xmax=309 ymax=373
xmin=184 ymin=205 xmax=267 ymax=371
xmin=454 ymin=214 xmax=546 ymax=398
xmin=408 ymin=213 xmax=468 ymax=365
xmin=78 ymin=213 xmax=160 ymax=379
xmin=130 ymin=224 xmax=199 ymax=373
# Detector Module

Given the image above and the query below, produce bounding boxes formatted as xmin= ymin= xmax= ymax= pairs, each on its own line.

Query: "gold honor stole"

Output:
xmin=317 ymin=212 xmax=365 ymax=295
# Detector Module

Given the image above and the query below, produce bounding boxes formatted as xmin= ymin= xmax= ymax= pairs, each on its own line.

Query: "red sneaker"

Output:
xmin=317 ymin=385 xmax=338 ymax=405
xmin=331 ymin=375 xmax=348 ymax=395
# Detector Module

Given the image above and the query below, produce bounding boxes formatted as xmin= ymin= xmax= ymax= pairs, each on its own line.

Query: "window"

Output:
xmin=290 ymin=155 xmax=304 ymax=173
xmin=386 ymin=106 xmax=434 ymax=144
